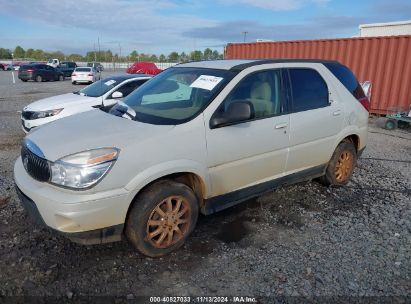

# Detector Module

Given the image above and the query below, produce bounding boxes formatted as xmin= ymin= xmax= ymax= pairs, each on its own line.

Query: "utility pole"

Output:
xmin=242 ymin=31 xmax=248 ymax=42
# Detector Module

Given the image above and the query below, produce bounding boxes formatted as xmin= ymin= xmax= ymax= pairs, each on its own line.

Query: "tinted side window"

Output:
xmin=114 ymin=80 xmax=147 ymax=97
xmin=218 ymin=69 xmax=283 ymax=120
xmin=324 ymin=63 xmax=365 ymax=99
xmin=288 ymin=69 xmax=328 ymax=112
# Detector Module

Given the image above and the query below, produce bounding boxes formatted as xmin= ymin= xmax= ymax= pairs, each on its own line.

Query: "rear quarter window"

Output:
xmin=288 ymin=68 xmax=329 ymax=112
xmin=324 ymin=63 xmax=365 ymax=99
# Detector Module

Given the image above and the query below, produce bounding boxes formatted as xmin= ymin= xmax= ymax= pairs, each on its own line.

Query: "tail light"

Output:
xmin=23 ymin=69 xmax=34 ymax=72
xmin=358 ymin=97 xmax=370 ymax=112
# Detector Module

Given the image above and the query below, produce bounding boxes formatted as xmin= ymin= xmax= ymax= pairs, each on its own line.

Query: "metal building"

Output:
xmin=225 ymin=35 xmax=411 ymax=114
xmin=359 ymin=20 xmax=411 ymax=37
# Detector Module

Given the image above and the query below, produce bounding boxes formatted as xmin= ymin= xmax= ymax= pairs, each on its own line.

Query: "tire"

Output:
xmin=72 ymin=81 xmax=76 ymax=85
xmin=59 ymin=75 xmax=64 ymax=81
xmin=320 ymin=141 xmax=357 ymax=186
xmin=35 ymin=75 xmax=42 ymax=82
xmin=21 ymin=79 xmax=28 ymax=82
xmin=384 ymin=119 xmax=397 ymax=130
xmin=126 ymin=180 xmax=199 ymax=257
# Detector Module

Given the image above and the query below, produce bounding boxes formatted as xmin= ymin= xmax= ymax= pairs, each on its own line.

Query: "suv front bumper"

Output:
xmin=14 ymin=157 xmax=130 ymax=244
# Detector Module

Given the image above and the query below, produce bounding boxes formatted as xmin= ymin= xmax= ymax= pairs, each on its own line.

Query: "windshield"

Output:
xmin=76 ymin=67 xmax=92 ymax=72
xmin=78 ymin=78 xmax=120 ymax=97
xmin=122 ymin=67 xmax=236 ymax=124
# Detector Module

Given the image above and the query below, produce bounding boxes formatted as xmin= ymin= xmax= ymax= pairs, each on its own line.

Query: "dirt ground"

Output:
xmin=0 ymin=71 xmax=410 ymax=301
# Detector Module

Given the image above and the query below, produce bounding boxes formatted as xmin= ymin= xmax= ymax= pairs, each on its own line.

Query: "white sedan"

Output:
xmin=21 ymin=74 xmax=152 ymax=133
xmin=71 ymin=67 xmax=101 ymax=84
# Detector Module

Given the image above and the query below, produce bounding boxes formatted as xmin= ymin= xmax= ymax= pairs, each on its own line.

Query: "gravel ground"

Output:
xmin=0 ymin=71 xmax=410 ymax=301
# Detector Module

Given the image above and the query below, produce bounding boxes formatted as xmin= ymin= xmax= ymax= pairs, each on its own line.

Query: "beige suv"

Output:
xmin=14 ymin=59 xmax=369 ymax=256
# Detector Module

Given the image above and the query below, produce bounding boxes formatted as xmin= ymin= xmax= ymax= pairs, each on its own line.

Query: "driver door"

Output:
xmin=204 ymin=69 xmax=290 ymax=197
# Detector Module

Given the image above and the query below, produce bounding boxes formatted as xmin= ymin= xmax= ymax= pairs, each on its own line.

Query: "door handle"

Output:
xmin=275 ymin=123 xmax=288 ymax=129
xmin=333 ymin=110 xmax=342 ymax=116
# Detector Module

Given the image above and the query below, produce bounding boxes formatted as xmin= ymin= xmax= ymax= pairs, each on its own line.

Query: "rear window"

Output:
xmin=288 ymin=68 xmax=329 ymax=112
xmin=76 ymin=67 xmax=92 ymax=72
xmin=324 ymin=63 xmax=365 ymax=99
xmin=20 ymin=65 xmax=31 ymax=70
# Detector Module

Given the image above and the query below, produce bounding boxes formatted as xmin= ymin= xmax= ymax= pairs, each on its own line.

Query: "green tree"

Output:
xmin=129 ymin=50 xmax=139 ymax=61
xmin=0 ymin=48 xmax=12 ymax=59
xmin=203 ymin=48 xmax=213 ymax=60
xmin=190 ymin=50 xmax=203 ymax=61
xmin=25 ymin=48 xmax=35 ymax=59
xmin=167 ymin=51 xmax=179 ymax=62
xmin=211 ymin=50 xmax=220 ymax=60
xmin=14 ymin=45 xmax=25 ymax=59
xmin=159 ymin=54 xmax=166 ymax=62
xmin=179 ymin=52 xmax=189 ymax=62
xmin=32 ymin=49 xmax=44 ymax=60
xmin=149 ymin=54 xmax=158 ymax=62
xmin=67 ymin=54 xmax=84 ymax=61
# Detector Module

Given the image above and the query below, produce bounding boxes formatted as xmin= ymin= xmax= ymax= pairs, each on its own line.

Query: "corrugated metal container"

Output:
xmin=225 ymin=35 xmax=411 ymax=114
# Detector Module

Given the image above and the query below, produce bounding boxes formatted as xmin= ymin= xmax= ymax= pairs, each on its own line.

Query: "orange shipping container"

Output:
xmin=225 ymin=35 xmax=411 ymax=115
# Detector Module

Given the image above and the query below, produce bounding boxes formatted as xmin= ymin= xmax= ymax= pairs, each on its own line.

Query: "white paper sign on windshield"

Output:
xmin=190 ymin=75 xmax=223 ymax=91
xmin=104 ymin=80 xmax=116 ymax=86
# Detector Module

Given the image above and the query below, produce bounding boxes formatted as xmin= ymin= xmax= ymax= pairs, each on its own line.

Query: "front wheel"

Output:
xmin=35 ymin=75 xmax=42 ymax=82
xmin=126 ymin=180 xmax=199 ymax=257
xmin=72 ymin=81 xmax=76 ymax=85
xmin=59 ymin=75 xmax=64 ymax=81
xmin=320 ymin=141 xmax=357 ymax=186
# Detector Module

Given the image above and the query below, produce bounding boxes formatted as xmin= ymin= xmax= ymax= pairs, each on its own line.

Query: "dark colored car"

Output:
xmin=0 ymin=63 xmax=10 ymax=70
xmin=18 ymin=64 xmax=65 ymax=82
xmin=87 ymin=62 xmax=103 ymax=72
xmin=58 ymin=61 xmax=77 ymax=77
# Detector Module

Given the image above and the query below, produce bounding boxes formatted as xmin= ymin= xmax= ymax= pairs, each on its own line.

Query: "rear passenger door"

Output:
xmin=284 ymin=65 xmax=344 ymax=173
xmin=44 ymin=65 xmax=55 ymax=80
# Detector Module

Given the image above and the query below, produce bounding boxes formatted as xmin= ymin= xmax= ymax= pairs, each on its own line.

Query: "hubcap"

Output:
xmin=335 ymin=150 xmax=353 ymax=182
xmin=146 ymin=196 xmax=191 ymax=248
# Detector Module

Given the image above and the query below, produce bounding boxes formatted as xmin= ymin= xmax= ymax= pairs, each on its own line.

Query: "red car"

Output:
xmin=126 ymin=61 xmax=162 ymax=75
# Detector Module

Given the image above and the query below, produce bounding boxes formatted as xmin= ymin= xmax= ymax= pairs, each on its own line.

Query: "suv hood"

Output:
xmin=26 ymin=110 xmax=174 ymax=161
xmin=24 ymin=93 xmax=98 ymax=111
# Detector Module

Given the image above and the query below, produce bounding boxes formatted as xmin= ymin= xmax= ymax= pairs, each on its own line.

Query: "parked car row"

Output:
xmin=15 ymin=59 xmax=369 ymax=257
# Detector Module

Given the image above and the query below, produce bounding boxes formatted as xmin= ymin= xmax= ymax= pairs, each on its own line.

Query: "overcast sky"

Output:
xmin=0 ymin=0 xmax=410 ymax=55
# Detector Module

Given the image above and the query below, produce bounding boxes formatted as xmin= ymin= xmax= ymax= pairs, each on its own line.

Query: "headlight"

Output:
xmin=31 ymin=108 xmax=63 ymax=120
xmin=50 ymin=148 xmax=119 ymax=189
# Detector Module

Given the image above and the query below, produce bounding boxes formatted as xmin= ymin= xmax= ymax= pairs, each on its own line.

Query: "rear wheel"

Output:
xmin=126 ymin=180 xmax=199 ymax=257
xmin=72 ymin=81 xmax=76 ymax=85
xmin=21 ymin=79 xmax=28 ymax=82
xmin=320 ymin=141 xmax=357 ymax=186
xmin=35 ymin=75 xmax=42 ymax=82
xmin=58 ymin=75 xmax=64 ymax=81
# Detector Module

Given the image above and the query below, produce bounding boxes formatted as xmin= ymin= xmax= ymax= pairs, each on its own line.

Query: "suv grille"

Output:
xmin=21 ymin=145 xmax=50 ymax=182
xmin=22 ymin=111 xmax=35 ymax=120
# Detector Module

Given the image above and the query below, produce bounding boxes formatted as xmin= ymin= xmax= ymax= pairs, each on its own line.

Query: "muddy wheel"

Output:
xmin=126 ymin=180 xmax=199 ymax=257
xmin=35 ymin=75 xmax=42 ymax=82
xmin=385 ymin=119 xmax=397 ymax=130
xmin=320 ymin=141 xmax=357 ymax=186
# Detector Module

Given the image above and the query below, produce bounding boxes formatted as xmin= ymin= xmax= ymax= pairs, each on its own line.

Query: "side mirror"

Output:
xmin=210 ymin=100 xmax=252 ymax=129
xmin=111 ymin=91 xmax=123 ymax=99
